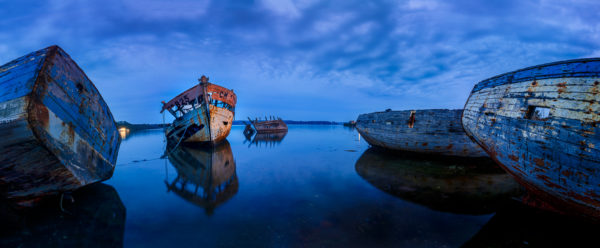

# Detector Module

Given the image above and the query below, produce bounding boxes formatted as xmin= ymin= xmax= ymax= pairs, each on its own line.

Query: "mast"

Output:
xmin=199 ymin=75 xmax=212 ymax=141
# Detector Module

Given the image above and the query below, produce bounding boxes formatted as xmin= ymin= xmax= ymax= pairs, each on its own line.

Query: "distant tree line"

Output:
xmin=232 ymin=120 xmax=341 ymax=125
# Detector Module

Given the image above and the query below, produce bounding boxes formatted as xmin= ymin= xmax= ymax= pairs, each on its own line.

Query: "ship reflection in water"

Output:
xmin=355 ymin=148 xmax=522 ymax=215
xmin=244 ymin=131 xmax=288 ymax=148
xmin=356 ymin=148 xmax=600 ymax=246
xmin=463 ymin=202 xmax=600 ymax=247
xmin=118 ymin=127 xmax=130 ymax=140
xmin=165 ymin=140 xmax=238 ymax=215
xmin=0 ymin=183 xmax=126 ymax=247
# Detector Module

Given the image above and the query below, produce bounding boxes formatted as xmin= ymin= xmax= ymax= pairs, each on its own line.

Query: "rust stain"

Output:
xmin=508 ymin=154 xmax=519 ymax=162
xmin=536 ymin=174 xmax=567 ymax=190
xmin=67 ymin=122 xmax=75 ymax=145
xmin=557 ymin=81 xmax=567 ymax=93
xmin=561 ymin=170 xmax=574 ymax=177
xmin=533 ymin=158 xmax=545 ymax=167
xmin=570 ymin=191 xmax=600 ymax=206
xmin=408 ymin=111 xmax=416 ymax=128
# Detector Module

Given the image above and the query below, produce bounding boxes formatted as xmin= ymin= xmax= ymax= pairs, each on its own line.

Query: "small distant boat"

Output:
xmin=0 ymin=46 xmax=121 ymax=206
xmin=165 ymin=140 xmax=238 ymax=215
xmin=247 ymin=116 xmax=287 ymax=133
xmin=462 ymin=58 xmax=600 ymax=219
xmin=356 ymin=109 xmax=488 ymax=157
xmin=343 ymin=120 xmax=356 ymax=127
xmin=161 ymin=75 xmax=236 ymax=145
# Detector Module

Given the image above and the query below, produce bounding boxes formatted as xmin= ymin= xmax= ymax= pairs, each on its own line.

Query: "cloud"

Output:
xmin=0 ymin=0 xmax=599 ymax=122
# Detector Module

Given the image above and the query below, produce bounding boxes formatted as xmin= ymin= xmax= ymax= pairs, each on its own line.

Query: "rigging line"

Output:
xmin=116 ymin=156 xmax=165 ymax=167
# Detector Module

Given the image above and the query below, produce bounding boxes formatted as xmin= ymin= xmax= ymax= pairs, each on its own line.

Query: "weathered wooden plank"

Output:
xmin=0 ymin=46 xmax=120 ymax=206
xmin=463 ymin=58 xmax=600 ymax=219
xmin=356 ymin=109 xmax=488 ymax=157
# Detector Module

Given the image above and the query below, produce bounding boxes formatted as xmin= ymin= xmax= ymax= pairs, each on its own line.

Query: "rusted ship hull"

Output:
xmin=249 ymin=118 xmax=287 ymax=133
xmin=162 ymin=78 xmax=236 ymax=145
xmin=356 ymin=109 xmax=488 ymax=157
xmin=0 ymin=46 xmax=121 ymax=206
xmin=462 ymin=58 xmax=600 ymax=219
xmin=165 ymin=140 xmax=237 ymax=214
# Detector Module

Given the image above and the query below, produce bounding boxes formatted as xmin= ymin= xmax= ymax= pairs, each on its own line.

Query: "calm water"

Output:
xmin=2 ymin=125 xmax=599 ymax=247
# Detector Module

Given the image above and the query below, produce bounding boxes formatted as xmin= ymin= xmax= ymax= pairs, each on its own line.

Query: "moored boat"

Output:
xmin=247 ymin=116 xmax=287 ymax=133
xmin=0 ymin=46 xmax=121 ymax=206
xmin=356 ymin=109 xmax=488 ymax=157
xmin=161 ymin=75 xmax=236 ymax=145
xmin=462 ymin=58 xmax=600 ymax=219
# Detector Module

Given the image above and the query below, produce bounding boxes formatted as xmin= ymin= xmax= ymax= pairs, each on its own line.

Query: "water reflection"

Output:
xmin=165 ymin=140 xmax=238 ymax=215
xmin=0 ymin=183 xmax=126 ymax=247
xmin=462 ymin=202 xmax=600 ymax=247
xmin=355 ymin=148 xmax=522 ymax=215
xmin=118 ymin=127 xmax=130 ymax=139
xmin=244 ymin=131 xmax=287 ymax=148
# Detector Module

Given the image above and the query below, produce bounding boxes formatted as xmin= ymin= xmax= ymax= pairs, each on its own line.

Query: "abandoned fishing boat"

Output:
xmin=165 ymin=140 xmax=238 ymax=215
xmin=462 ymin=58 xmax=600 ymax=219
xmin=355 ymin=148 xmax=521 ymax=215
xmin=161 ymin=75 xmax=236 ymax=145
xmin=247 ymin=116 xmax=287 ymax=133
xmin=356 ymin=109 xmax=488 ymax=157
xmin=0 ymin=45 xmax=121 ymax=206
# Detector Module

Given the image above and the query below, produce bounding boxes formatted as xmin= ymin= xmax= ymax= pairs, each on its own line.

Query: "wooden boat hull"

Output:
xmin=165 ymin=104 xmax=233 ymax=144
xmin=0 ymin=46 xmax=120 ymax=206
xmin=163 ymin=81 xmax=236 ymax=145
xmin=250 ymin=119 xmax=287 ymax=133
xmin=356 ymin=109 xmax=488 ymax=157
xmin=166 ymin=140 xmax=237 ymax=214
xmin=462 ymin=58 xmax=600 ymax=219
xmin=355 ymin=148 xmax=521 ymax=215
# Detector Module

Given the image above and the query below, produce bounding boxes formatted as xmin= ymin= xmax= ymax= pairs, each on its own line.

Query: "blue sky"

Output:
xmin=1 ymin=0 xmax=599 ymax=122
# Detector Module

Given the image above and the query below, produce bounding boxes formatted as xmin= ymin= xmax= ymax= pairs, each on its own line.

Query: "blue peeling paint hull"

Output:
xmin=0 ymin=46 xmax=121 ymax=206
xmin=462 ymin=58 xmax=600 ymax=219
xmin=356 ymin=109 xmax=488 ymax=157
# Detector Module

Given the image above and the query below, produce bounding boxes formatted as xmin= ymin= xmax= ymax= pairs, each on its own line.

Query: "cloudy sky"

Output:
xmin=1 ymin=0 xmax=599 ymax=122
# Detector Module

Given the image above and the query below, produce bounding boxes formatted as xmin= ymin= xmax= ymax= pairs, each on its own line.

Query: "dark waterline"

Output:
xmin=2 ymin=125 xmax=599 ymax=247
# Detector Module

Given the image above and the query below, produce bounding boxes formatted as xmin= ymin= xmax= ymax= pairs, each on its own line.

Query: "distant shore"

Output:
xmin=117 ymin=120 xmax=345 ymax=131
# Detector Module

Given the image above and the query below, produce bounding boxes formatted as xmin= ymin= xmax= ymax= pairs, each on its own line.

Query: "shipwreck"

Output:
xmin=356 ymin=109 xmax=488 ymax=157
xmin=161 ymin=75 xmax=236 ymax=145
xmin=0 ymin=46 xmax=121 ymax=206
xmin=247 ymin=116 xmax=287 ymax=133
xmin=462 ymin=58 xmax=600 ymax=219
